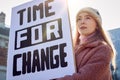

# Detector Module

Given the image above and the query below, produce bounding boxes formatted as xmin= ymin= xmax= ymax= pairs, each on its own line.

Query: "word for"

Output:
xmin=15 ymin=18 xmax=62 ymax=49
xmin=13 ymin=43 xmax=68 ymax=76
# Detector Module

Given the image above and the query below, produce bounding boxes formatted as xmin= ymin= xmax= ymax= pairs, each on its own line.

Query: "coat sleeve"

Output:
xmin=56 ymin=45 xmax=112 ymax=80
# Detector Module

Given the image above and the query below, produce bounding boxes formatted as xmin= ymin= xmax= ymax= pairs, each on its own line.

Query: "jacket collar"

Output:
xmin=74 ymin=31 xmax=104 ymax=54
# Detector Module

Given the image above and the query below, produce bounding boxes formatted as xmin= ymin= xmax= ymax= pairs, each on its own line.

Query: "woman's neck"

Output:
xmin=79 ymin=32 xmax=96 ymax=44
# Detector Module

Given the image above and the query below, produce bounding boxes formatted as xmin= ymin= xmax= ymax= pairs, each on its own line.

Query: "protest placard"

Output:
xmin=7 ymin=0 xmax=76 ymax=80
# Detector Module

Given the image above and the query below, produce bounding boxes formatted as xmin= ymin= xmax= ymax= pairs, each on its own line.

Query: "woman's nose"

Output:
xmin=81 ymin=19 xmax=85 ymax=24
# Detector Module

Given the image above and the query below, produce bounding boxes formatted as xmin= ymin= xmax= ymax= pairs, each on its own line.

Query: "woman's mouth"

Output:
xmin=80 ymin=26 xmax=87 ymax=29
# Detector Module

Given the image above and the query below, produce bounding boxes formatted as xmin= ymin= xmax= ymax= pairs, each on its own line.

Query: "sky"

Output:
xmin=0 ymin=0 xmax=31 ymax=27
xmin=0 ymin=0 xmax=120 ymax=30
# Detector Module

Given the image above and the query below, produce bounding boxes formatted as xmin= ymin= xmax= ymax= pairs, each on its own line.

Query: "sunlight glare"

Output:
xmin=67 ymin=0 xmax=92 ymax=30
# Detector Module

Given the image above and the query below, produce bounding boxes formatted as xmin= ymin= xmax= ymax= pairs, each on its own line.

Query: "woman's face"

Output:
xmin=76 ymin=12 xmax=97 ymax=36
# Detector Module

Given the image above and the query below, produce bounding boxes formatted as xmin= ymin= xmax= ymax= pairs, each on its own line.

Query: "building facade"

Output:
xmin=0 ymin=12 xmax=9 ymax=80
xmin=109 ymin=28 xmax=120 ymax=80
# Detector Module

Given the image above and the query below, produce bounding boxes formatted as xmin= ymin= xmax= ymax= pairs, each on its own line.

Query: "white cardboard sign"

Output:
xmin=7 ymin=0 xmax=76 ymax=80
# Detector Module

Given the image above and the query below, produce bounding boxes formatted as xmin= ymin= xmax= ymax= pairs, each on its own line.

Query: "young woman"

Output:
xmin=57 ymin=7 xmax=116 ymax=80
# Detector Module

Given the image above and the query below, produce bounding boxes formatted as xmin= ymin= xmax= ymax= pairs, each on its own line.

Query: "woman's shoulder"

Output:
xmin=85 ymin=40 xmax=109 ymax=48
xmin=90 ymin=40 xmax=112 ymax=59
xmin=86 ymin=40 xmax=112 ymax=56
xmin=97 ymin=40 xmax=111 ymax=50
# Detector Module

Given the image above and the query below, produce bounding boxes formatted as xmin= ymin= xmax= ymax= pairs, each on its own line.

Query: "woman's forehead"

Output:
xmin=78 ymin=12 xmax=91 ymax=17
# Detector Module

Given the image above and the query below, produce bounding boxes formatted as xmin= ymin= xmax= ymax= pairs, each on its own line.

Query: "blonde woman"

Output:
xmin=57 ymin=7 xmax=116 ymax=80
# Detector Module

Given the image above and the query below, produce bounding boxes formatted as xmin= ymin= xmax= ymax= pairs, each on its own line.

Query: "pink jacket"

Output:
xmin=57 ymin=34 xmax=113 ymax=80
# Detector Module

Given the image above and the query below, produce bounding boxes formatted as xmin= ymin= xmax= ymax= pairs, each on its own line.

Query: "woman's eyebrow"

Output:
xmin=85 ymin=15 xmax=91 ymax=17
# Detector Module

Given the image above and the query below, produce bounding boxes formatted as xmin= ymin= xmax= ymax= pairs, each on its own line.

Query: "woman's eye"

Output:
xmin=86 ymin=17 xmax=90 ymax=19
xmin=77 ymin=18 xmax=81 ymax=21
